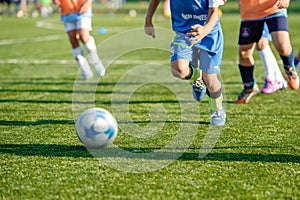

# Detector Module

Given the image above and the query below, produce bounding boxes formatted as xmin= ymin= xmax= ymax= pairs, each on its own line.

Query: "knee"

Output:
xmin=256 ymin=36 xmax=269 ymax=51
xmin=171 ymin=65 xmax=189 ymax=79
xmin=239 ymin=51 xmax=251 ymax=65
xmin=172 ymin=67 xmax=188 ymax=79
xmin=276 ymin=45 xmax=292 ymax=56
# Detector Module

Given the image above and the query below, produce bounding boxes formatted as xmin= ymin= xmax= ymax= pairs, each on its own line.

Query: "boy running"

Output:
xmin=145 ymin=0 xmax=226 ymax=126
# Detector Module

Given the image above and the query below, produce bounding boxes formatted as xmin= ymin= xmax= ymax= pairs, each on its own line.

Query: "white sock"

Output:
xmin=258 ymin=45 xmax=275 ymax=81
xmin=72 ymin=46 xmax=93 ymax=78
xmin=85 ymin=36 xmax=105 ymax=77
xmin=258 ymin=45 xmax=285 ymax=82
xmin=274 ymin=65 xmax=285 ymax=82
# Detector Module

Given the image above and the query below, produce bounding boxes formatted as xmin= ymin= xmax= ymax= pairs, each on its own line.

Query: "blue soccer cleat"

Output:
xmin=192 ymin=79 xmax=206 ymax=101
xmin=210 ymin=109 xmax=226 ymax=126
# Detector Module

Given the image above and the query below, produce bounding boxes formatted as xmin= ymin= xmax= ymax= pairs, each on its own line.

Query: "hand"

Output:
xmin=144 ymin=22 xmax=156 ymax=39
xmin=52 ymin=0 xmax=60 ymax=6
xmin=276 ymin=0 xmax=290 ymax=8
xmin=186 ymin=24 xmax=206 ymax=44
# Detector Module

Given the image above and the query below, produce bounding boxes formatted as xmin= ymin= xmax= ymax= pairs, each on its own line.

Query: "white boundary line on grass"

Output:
xmin=0 ymin=58 xmax=240 ymax=65
xmin=0 ymin=34 xmax=66 ymax=46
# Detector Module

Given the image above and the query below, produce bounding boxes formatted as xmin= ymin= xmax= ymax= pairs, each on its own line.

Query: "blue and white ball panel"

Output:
xmin=76 ymin=108 xmax=118 ymax=149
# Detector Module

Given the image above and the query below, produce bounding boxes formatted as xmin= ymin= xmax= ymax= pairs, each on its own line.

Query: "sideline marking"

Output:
xmin=0 ymin=34 xmax=66 ymax=46
xmin=0 ymin=59 xmax=241 ymax=65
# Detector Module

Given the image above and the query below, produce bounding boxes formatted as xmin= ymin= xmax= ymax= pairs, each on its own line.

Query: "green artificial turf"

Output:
xmin=0 ymin=2 xmax=299 ymax=199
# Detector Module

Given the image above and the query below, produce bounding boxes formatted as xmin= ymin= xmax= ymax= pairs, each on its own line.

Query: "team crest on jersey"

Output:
xmin=241 ymin=27 xmax=251 ymax=38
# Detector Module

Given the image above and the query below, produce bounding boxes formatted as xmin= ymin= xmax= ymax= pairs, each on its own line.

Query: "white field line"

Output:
xmin=35 ymin=21 xmax=63 ymax=30
xmin=0 ymin=59 xmax=75 ymax=64
xmin=35 ymin=20 xmax=125 ymax=34
xmin=0 ymin=34 xmax=66 ymax=46
xmin=0 ymin=59 xmax=242 ymax=65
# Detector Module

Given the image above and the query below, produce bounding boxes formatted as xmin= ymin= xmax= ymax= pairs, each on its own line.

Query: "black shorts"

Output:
xmin=238 ymin=16 xmax=289 ymax=45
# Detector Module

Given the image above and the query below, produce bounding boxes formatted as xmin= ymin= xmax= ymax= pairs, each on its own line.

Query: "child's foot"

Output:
xmin=210 ymin=109 xmax=226 ymax=126
xmin=261 ymin=78 xmax=287 ymax=94
xmin=235 ymin=84 xmax=259 ymax=104
xmin=284 ymin=66 xmax=299 ymax=90
xmin=192 ymin=79 xmax=206 ymax=101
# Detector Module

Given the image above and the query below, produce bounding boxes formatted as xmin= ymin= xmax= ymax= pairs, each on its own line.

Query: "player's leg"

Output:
xmin=268 ymin=16 xmax=299 ymax=90
xmin=257 ymin=36 xmax=287 ymax=94
xmin=170 ymin=57 xmax=206 ymax=101
xmin=203 ymin=73 xmax=225 ymax=126
xmin=236 ymin=20 xmax=263 ymax=104
xmin=17 ymin=0 xmax=27 ymax=17
xmin=65 ymin=22 xmax=93 ymax=80
xmin=259 ymin=25 xmax=287 ymax=90
xmin=236 ymin=43 xmax=260 ymax=103
xmin=170 ymin=33 xmax=206 ymax=101
xmin=78 ymin=17 xmax=105 ymax=77
xmin=200 ymin=49 xmax=225 ymax=126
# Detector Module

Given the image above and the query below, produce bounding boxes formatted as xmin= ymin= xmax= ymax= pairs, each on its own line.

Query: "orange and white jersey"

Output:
xmin=59 ymin=0 xmax=90 ymax=15
xmin=239 ymin=0 xmax=280 ymax=20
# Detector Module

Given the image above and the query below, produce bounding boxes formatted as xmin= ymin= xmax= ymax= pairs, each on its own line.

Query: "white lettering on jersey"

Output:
xmin=181 ymin=13 xmax=207 ymax=21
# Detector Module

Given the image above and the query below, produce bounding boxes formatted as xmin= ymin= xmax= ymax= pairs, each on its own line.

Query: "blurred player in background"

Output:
xmin=257 ymin=24 xmax=287 ymax=94
xmin=235 ymin=0 xmax=299 ymax=104
xmin=53 ymin=0 xmax=105 ymax=80
xmin=145 ymin=0 xmax=226 ymax=126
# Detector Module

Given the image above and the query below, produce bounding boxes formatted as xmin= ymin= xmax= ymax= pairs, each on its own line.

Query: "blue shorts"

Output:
xmin=238 ymin=16 xmax=288 ymax=45
xmin=262 ymin=23 xmax=272 ymax=41
xmin=170 ymin=31 xmax=223 ymax=74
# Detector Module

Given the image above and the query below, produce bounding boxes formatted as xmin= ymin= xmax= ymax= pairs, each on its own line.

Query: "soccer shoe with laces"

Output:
xmin=192 ymin=79 xmax=206 ymax=101
xmin=284 ymin=66 xmax=299 ymax=90
xmin=235 ymin=84 xmax=259 ymax=104
xmin=278 ymin=79 xmax=288 ymax=90
xmin=261 ymin=78 xmax=287 ymax=94
xmin=210 ymin=109 xmax=226 ymax=126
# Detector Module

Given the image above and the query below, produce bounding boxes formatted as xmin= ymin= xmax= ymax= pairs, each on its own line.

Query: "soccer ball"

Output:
xmin=75 ymin=108 xmax=118 ymax=149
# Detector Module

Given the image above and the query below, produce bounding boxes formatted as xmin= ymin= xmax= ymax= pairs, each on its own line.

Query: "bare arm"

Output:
xmin=187 ymin=7 xmax=219 ymax=44
xmin=144 ymin=0 xmax=161 ymax=38
xmin=276 ymin=0 xmax=290 ymax=8
xmin=52 ymin=0 xmax=60 ymax=7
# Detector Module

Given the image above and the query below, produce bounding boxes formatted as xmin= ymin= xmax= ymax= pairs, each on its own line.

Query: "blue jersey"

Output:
xmin=170 ymin=0 xmax=222 ymax=34
xmin=169 ymin=0 xmax=224 ymax=73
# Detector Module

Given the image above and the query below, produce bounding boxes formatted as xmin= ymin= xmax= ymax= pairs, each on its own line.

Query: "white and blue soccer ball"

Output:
xmin=75 ymin=108 xmax=118 ymax=149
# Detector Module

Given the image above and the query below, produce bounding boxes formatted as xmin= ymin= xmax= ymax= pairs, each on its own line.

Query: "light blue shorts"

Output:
xmin=170 ymin=31 xmax=223 ymax=74
xmin=61 ymin=9 xmax=92 ymax=32
xmin=64 ymin=17 xmax=92 ymax=32
xmin=262 ymin=22 xmax=272 ymax=41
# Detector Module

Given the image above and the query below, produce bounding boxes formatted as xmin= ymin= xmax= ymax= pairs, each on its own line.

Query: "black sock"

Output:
xmin=238 ymin=64 xmax=255 ymax=89
xmin=184 ymin=63 xmax=193 ymax=80
xmin=280 ymin=49 xmax=294 ymax=69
